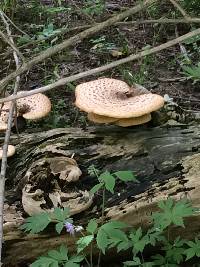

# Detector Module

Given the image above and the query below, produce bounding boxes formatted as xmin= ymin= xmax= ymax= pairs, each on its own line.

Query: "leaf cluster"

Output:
xmin=20 ymin=207 xmax=72 ymax=234
xmin=20 ymin=170 xmax=200 ymax=267
xmin=90 ymin=170 xmax=137 ymax=194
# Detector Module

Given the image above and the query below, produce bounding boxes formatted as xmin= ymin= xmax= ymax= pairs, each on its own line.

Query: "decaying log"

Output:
xmin=2 ymin=123 xmax=200 ymax=265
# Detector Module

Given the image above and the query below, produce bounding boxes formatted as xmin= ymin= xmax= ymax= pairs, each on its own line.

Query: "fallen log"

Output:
xmin=2 ymin=123 xmax=200 ymax=265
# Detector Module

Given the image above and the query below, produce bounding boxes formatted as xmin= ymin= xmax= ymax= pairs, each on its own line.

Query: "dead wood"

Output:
xmin=1 ymin=122 xmax=200 ymax=265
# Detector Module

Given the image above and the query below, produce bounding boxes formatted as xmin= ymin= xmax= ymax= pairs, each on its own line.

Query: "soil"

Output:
xmin=0 ymin=0 xmax=200 ymax=266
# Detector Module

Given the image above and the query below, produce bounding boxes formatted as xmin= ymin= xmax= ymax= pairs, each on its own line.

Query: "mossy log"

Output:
xmin=2 ymin=124 xmax=200 ymax=266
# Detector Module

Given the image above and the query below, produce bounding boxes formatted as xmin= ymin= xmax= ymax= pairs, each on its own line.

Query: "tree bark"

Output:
xmin=2 ymin=124 xmax=200 ymax=265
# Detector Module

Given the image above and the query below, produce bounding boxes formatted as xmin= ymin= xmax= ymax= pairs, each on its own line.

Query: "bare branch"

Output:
xmin=1 ymin=27 xmax=200 ymax=104
xmin=0 ymin=0 xmax=158 ymax=91
xmin=0 ymin=29 xmax=25 ymax=61
xmin=2 ymin=17 xmax=200 ymax=58
xmin=117 ymin=17 xmax=200 ymax=25
xmin=0 ymin=10 xmax=28 ymax=36
xmin=0 ymin=12 xmax=20 ymax=264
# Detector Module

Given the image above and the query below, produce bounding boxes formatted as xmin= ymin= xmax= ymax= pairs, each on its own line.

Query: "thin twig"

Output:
xmin=0 ymin=29 xmax=25 ymax=61
xmin=0 ymin=10 xmax=28 ymax=36
xmin=0 ymin=27 xmax=200 ymax=104
xmin=0 ymin=0 xmax=158 ymax=91
xmin=169 ymin=0 xmax=191 ymax=20
xmin=0 ymin=12 xmax=20 ymax=264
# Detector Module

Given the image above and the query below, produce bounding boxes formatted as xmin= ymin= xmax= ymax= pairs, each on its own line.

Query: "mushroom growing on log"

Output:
xmin=75 ymin=78 xmax=164 ymax=127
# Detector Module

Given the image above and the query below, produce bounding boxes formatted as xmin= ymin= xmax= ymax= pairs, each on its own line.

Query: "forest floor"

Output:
xmin=0 ymin=0 xmax=200 ymax=266
xmin=1 ymin=0 xmax=200 ymax=133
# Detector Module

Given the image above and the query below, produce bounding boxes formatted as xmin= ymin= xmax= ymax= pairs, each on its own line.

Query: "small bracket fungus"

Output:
xmin=21 ymin=156 xmax=93 ymax=216
xmin=75 ymin=78 xmax=164 ymax=127
xmin=0 ymin=145 xmax=15 ymax=159
xmin=16 ymin=92 xmax=51 ymax=120
xmin=49 ymin=157 xmax=82 ymax=183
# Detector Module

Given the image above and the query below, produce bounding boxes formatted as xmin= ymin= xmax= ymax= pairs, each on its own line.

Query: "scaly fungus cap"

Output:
xmin=16 ymin=92 xmax=51 ymax=120
xmin=75 ymin=78 xmax=164 ymax=118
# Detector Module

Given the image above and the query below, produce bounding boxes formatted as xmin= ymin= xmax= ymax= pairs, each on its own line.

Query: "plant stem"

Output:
xmin=90 ymin=242 xmax=93 ymax=267
xmin=97 ymin=187 xmax=106 ymax=267
xmin=80 ymin=231 xmax=91 ymax=267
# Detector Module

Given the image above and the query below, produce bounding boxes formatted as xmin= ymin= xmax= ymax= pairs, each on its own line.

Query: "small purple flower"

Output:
xmin=64 ymin=222 xmax=74 ymax=235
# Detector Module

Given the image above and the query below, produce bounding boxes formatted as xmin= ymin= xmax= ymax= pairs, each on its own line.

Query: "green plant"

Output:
xmin=89 ymin=35 xmax=116 ymax=52
xmin=82 ymin=0 xmax=105 ymax=17
xmin=21 ymin=169 xmax=200 ymax=267
xmin=180 ymin=0 xmax=200 ymax=16
xmin=182 ymin=62 xmax=200 ymax=83
xmin=119 ymin=53 xmax=153 ymax=85
xmin=0 ymin=0 xmax=16 ymax=16
xmin=21 ymin=207 xmax=72 ymax=234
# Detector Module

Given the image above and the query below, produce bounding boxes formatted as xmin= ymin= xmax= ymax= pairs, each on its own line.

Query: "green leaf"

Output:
xmin=117 ymin=241 xmax=131 ymax=252
xmin=90 ymin=183 xmax=103 ymax=194
xmin=55 ymin=222 xmax=64 ymax=234
xmin=151 ymin=254 xmax=166 ymax=265
xmin=30 ymin=256 xmax=59 ymax=267
xmin=59 ymin=245 xmax=69 ymax=260
xmin=114 ymin=171 xmax=137 ymax=182
xmin=97 ymin=221 xmax=129 ymax=254
xmin=53 ymin=208 xmax=65 ymax=221
xmin=86 ymin=219 xmax=98 ymax=234
xmin=102 ymin=221 xmax=129 ymax=230
xmin=106 ymin=228 xmax=128 ymax=243
xmin=69 ymin=255 xmax=84 ymax=263
xmin=185 ymin=248 xmax=196 ymax=260
xmin=20 ymin=212 xmax=51 ymax=234
xmin=51 ymin=207 xmax=70 ymax=222
xmin=185 ymin=238 xmax=200 ymax=260
xmin=124 ymin=257 xmax=141 ymax=266
xmin=96 ymin=229 xmax=111 ymax=254
xmin=63 ymin=262 xmax=79 ymax=267
xmin=129 ymin=228 xmax=149 ymax=254
xmin=152 ymin=198 xmax=195 ymax=230
xmin=76 ymin=235 xmax=94 ymax=254
xmin=47 ymin=250 xmax=64 ymax=261
xmin=99 ymin=171 xmax=116 ymax=193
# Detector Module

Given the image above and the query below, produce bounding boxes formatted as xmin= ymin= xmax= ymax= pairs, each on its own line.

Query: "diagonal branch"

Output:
xmin=0 ymin=10 xmax=28 ymax=36
xmin=0 ymin=29 xmax=25 ymax=61
xmin=2 ymin=17 xmax=200 ymax=59
xmin=0 ymin=27 xmax=200 ymax=104
xmin=169 ymin=0 xmax=191 ymax=20
xmin=0 ymin=0 xmax=158 ymax=91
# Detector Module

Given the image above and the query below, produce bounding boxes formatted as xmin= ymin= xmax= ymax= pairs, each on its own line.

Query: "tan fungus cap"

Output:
xmin=75 ymin=78 xmax=164 ymax=118
xmin=115 ymin=113 xmax=151 ymax=127
xmin=88 ymin=113 xmax=118 ymax=123
xmin=0 ymin=145 xmax=15 ymax=159
xmin=16 ymin=92 xmax=51 ymax=120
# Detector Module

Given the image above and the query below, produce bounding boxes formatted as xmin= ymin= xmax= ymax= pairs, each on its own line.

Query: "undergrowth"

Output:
xmin=21 ymin=168 xmax=200 ymax=267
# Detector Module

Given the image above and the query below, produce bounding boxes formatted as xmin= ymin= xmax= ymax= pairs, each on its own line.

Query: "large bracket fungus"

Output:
xmin=20 ymin=156 xmax=93 ymax=216
xmin=75 ymin=78 xmax=164 ymax=127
